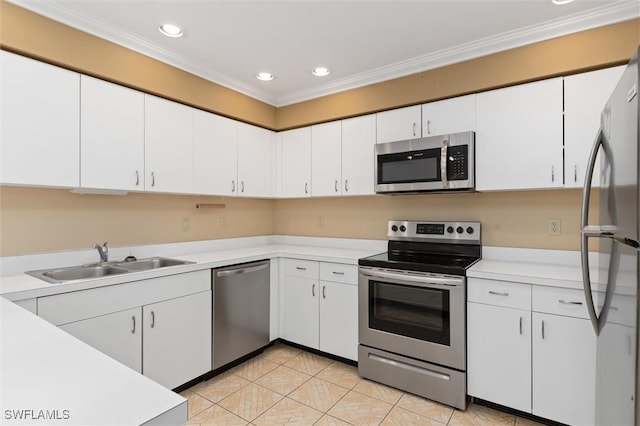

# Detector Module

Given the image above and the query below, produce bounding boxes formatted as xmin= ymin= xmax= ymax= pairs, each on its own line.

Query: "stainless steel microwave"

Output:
xmin=374 ymin=131 xmax=475 ymax=194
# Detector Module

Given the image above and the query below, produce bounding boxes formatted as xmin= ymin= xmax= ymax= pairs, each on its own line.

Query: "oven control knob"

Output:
xmin=391 ymin=225 xmax=398 ymax=232
xmin=456 ymin=226 xmax=464 ymax=234
xmin=467 ymin=226 xmax=474 ymax=234
xmin=399 ymin=225 xmax=406 ymax=232
xmin=447 ymin=226 xmax=454 ymax=234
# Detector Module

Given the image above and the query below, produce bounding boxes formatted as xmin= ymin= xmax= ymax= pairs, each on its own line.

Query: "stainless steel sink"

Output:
xmin=26 ymin=257 xmax=193 ymax=284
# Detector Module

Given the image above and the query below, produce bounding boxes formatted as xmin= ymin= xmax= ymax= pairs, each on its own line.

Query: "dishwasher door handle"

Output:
xmin=216 ymin=262 xmax=269 ymax=277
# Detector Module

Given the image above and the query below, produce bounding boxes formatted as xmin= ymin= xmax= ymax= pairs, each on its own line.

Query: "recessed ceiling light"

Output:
xmin=257 ymin=72 xmax=274 ymax=81
xmin=159 ymin=24 xmax=183 ymax=37
xmin=552 ymin=0 xmax=574 ymax=4
xmin=312 ymin=67 xmax=331 ymax=77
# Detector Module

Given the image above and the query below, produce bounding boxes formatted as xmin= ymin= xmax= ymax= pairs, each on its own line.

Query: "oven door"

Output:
xmin=358 ymin=266 xmax=466 ymax=370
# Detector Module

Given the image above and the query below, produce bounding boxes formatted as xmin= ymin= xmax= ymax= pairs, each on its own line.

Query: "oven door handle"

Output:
xmin=360 ymin=270 xmax=463 ymax=288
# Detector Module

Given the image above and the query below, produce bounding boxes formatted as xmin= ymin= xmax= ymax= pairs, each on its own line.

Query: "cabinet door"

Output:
xmin=311 ymin=121 xmax=342 ymax=197
xmin=341 ymin=114 xmax=376 ymax=196
xmin=564 ymin=66 xmax=625 ymax=188
xmin=1 ymin=51 xmax=80 ymax=188
xmin=60 ymin=308 xmax=142 ymax=374
xmin=376 ymin=105 xmax=421 ymax=143
xmin=237 ymin=122 xmax=274 ymax=197
xmin=143 ymin=291 xmax=212 ymax=389
xmin=193 ymin=110 xmax=238 ymax=196
xmin=144 ymin=95 xmax=193 ymax=194
xmin=282 ymin=275 xmax=319 ymax=349
xmin=422 ymin=94 xmax=476 ymax=136
xmin=280 ymin=127 xmax=312 ymax=198
xmin=81 ymin=75 xmax=144 ymax=191
xmin=467 ymin=302 xmax=531 ymax=413
xmin=319 ymin=281 xmax=358 ymax=361
xmin=532 ymin=312 xmax=596 ymax=426
xmin=476 ymin=78 xmax=563 ymax=191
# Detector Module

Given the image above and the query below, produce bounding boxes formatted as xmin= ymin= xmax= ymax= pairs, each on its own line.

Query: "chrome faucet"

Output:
xmin=93 ymin=242 xmax=109 ymax=262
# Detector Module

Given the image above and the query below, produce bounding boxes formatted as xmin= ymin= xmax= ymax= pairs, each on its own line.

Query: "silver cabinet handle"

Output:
xmin=241 ymin=181 xmax=245 ymax=193
xmin=305 ymin=182 xmax=308 ymax=194
xmin=574 ymin=165 xmax=578 ymax=183
xmin=135 ymin=170 xmax=140 ymax=186
xmin=541 ymin=320 xmax=545 ymax=339
xmin=559 ymin=299 xmax=583 ymax=305
xmin=332 ymin=271 xmax=345 ymax=275
xmin=519 ymin=317 xmax=523 ymax=335
xmin=412 ymin=122 xmax=417 ymax=137
xmin=131 ymin=316 xmax=136 ymax=334
xmin=426 ymin=120 xmax=431 ymax=135
xmin=232 ymin=180 xmax=236 ymax=193
xmin=296 ymin=266 xmax=307 ymax=271
xmin=151 ymin=172 xmax=155 ymax=187
xmin=312 ymin=284 xmax=315 ymax=297
xmin=322 ymin=285 xmax=326 ymax=299
xmin=344 ymin=179 xmax=349 ymax=192
xmin=551 ymin=165 xmax=555 ymax=182
xmin=150 ymin=311 xmax=155 ymax=328
xmin=335 ymin=180 xmax=338 ymax=192
xmin=489 ymin=291 xmax=509 ymax=296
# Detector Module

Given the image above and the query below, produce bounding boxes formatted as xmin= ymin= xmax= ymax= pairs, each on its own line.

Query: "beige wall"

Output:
xmin=0 ymin=187 xmax=275 ymax=256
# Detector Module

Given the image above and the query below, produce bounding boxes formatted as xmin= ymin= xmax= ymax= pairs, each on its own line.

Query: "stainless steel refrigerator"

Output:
xmin=581 ymin=47 xmax=639 ymax=425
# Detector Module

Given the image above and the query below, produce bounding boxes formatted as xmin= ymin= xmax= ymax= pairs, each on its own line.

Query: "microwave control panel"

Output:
xmin=446 ymin=145 xmax=468 ymax=181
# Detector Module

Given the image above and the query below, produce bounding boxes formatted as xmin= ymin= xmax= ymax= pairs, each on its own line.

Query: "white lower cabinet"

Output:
xmin=467 ymin=278 xmax=596 ymax=425
xmin=38 ymin=270 xmax=212 ymax=389
xmin=281 ymin=259 xmax=358 ymax=360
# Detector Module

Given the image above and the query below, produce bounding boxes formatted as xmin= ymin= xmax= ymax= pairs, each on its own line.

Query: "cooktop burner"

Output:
xmin=359 ymin=220 xmax=481 ymax=276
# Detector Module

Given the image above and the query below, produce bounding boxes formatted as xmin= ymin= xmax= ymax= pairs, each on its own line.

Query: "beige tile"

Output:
xmin=184 ymin=404 xmax=248 ymax=425
xmin=288 ymin=377 xmax=349 ymax=412
xmin=230 ymin=354 xmax=281 ymax=381
xmin=381 ymin=406 xmax=447 ymax=426
xmin=449 ymin=403 xmax=515 ymax=426
xmin=262 ymin=343 xmax=302 ymax=364
xmin=353 ymin=380 xmax=404 ymax=404
xmin=254 ymin=365 xmax=311 ymax=395
xmin=328 ymin=390 xmax=393 ymax=426
xmin=396 ymin=393 xmax=454 ymax=424
xmin=316 ymin=361 xmax=362 ymax=389
xmin=190 ymin=372 xmax=251 ymax=403
xmin=515 ymin=416 xmax=547 ymax=425
xmin=253 ymin=397 xmax=324 ymax=426
xmin=284 ymin=352 xmax=334 ymax=376
xmin=180 ymin=389 xmax=215 ymax=418
xmin=313 ymin=414 xmax=352 ymax=426
xmin=218 ymin=383 xmax=284 ymax=422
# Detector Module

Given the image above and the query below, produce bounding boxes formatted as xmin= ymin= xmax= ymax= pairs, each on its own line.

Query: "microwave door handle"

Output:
xmin=441 ymin=139 xmax=449 ymax=188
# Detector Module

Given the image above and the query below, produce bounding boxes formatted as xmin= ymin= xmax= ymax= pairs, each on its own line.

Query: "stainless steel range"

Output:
xmin=358 ymin=220 xmax=481 ymax=410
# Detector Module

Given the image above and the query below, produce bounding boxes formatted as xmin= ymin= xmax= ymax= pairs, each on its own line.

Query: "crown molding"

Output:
xmin=8 ymin=0 xmax=639 ymax=107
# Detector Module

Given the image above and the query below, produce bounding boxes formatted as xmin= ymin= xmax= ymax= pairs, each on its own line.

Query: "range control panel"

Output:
xmin=388 ymin=220 xmax=481 ymax=243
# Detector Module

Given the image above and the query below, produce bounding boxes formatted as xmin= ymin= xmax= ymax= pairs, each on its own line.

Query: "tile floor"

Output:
xmin=180 ymin=342 xmax=546 ymax=425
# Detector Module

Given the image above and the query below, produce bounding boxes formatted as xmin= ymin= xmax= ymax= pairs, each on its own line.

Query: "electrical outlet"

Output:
xmin=548 ymin=218 xmax=562 ymax=236
xmin=220 ymin=216 xmax=228 ymax=229
xmin=181 ymin=217 xmax=190 ymax=232
xmin=318 ymin=216 xmax=325 ymax=229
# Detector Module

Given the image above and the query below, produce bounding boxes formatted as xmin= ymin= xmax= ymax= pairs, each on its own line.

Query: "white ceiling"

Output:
xmin=7 ymin=0 xmax=640 ymax=106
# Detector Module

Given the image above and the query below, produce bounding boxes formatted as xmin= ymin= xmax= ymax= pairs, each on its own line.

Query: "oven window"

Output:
xmin=378 ymin=148 xmax=441 ymax=184
xmin=369 ymin=281 xmax=450 ymax=345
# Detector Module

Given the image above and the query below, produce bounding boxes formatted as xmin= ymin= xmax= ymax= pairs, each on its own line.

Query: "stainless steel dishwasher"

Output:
xmin=213 ymin=259 xmax=270 ymax=369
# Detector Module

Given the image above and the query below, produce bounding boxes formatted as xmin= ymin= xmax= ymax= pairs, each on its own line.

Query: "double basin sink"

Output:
xmin=27 ymin=257 xmax=194 ymax=284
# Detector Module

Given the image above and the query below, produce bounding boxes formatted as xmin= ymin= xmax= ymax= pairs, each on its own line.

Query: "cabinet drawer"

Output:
xmin=467 ymin=278 xmax=531 ymax=310
xmin=283 ymin=258 xmax=319 ymax=278
xmin=38 ymin=270 xmax=210 ymax=326
xmin=319 ymin=263 xmax=357 ymax=285
xmin=532 ymin=286 xmax=589 ymax=319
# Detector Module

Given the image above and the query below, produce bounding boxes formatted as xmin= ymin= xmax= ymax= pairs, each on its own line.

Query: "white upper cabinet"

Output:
xmin=422 ymin=94 xmax=476 ymax=136
xmin=476 ymin=78 xmax=563 ymax=191
xmin=280 ymin=127 xmax=312 ymax=198
xmin=237 ymin=122 xmax=275 ymax=198
xmin=564 ymin=66 xmax=625 ymax=188
xmin=193 ymin=110 xmax=238 ymax=196
xmin=311 ymin=121 xmax=342 ymax=197
xmin=376 ymin=105 xmax=421 ymax=143
xmin=341 ymin=114 xmax=377 ymax=196
xmin=81 ymin=76 xmax=144 ymax=191
xmin=144 ymin=95 xmax=194 ymax=194
xmin=1 ymin=51 xmax=80 ymax=188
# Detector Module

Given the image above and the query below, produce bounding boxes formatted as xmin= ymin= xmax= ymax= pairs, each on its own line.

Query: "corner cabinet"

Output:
xmin=1 ymin=50 xmax=80 ymax=188
xmin=475 ymin=78 xmax=563 ymax=191
xmin=281 ymin=259 xmax=358 ymax=360
xmin=37 ymin=270 xmax=212 ymax=390
xmin=237 ymin=122 xmax=276 ymax=198
xmin=280 ymin=127 xmax=312 ymax=198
